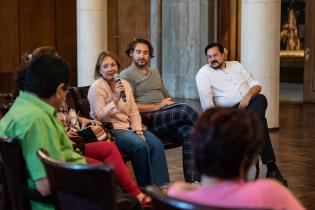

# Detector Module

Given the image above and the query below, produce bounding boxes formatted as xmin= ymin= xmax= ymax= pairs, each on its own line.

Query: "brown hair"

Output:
xmin=94 ymin=51 xmax=121 ymax=79
xmin=124 ymin=38 xmax=154 ymax=58
xmin=20 ymin=46 xmax=57 ymax=65
xmin=192 ymin=107 xmax=263 ymax=179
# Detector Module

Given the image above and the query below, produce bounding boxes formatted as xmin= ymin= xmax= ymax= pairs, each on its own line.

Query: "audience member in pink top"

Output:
xmin=168 ymin=107 xmax=305 ymax=210
xmin=88 ymin=51 xmax=169 ymax=188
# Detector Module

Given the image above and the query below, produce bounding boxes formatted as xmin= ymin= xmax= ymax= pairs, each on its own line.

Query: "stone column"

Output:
xmin=241 ymin=0 xmax=280 ymax=128
xmin=150 ymin=0 xmax=162 ymax=70
xmin=77 ymin=0 xmax=107 ymax=86
xmin=161 ymin=0 xmax=210 ymax=99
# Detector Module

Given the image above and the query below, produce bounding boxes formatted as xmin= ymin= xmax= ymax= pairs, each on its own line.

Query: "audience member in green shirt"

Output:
xmin=0 ymin=53 xmax=82 ymax=210
xmin=2 ymin=47 xmax=143 ymax=210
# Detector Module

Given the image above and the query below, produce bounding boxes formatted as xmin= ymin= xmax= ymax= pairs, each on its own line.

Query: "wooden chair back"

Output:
xmin=0 ymin=137 xmax=51 ymax=210
xmin=37 ymin=149 xmax=117 ymax=210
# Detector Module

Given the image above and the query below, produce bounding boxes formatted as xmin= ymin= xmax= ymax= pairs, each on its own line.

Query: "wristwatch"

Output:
xmin=134 ymin=130 xmax=144 ymax=136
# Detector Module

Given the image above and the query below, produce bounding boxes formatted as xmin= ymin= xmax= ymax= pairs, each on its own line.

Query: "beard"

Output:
xmin=133 ymin=57 xmax=148 ymax=68
xmin=210 ymin=60 xmax=224 ymax=69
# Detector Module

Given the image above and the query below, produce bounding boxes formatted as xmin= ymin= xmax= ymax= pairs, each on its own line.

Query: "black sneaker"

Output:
xmin=266 ymin=168 xmax=288 ymax=187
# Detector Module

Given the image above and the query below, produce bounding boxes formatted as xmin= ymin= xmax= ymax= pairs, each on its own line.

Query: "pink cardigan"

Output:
xmin=88 ymin=78 xmax=142 ymax=131
xmin=168 ymin=179 xmax=305 ymax=210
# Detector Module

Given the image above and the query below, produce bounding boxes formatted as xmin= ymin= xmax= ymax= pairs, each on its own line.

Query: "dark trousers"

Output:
xmin=236 ymin=94 xmax=276 ymax=164
xmin=141 ymin=104 xmax=200 ymax=182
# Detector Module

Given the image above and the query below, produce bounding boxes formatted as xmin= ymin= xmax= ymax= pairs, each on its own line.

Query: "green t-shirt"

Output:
xmin=0 ymin=91 xmax=85 ymax=210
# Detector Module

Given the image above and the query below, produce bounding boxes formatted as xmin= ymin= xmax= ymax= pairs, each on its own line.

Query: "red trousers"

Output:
xmin=84 ymin=141 xmax=140 ymax=196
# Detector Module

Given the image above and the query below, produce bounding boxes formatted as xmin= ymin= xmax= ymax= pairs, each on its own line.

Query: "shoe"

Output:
xmin=266 ymin=168 xmax=288 ymax=187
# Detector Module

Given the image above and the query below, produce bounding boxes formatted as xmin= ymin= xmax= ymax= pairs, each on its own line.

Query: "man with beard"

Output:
xmin=196 ymin=42 xmax=288 ymax=186
xmin=121 ymin=38 xmax=200 ymax=183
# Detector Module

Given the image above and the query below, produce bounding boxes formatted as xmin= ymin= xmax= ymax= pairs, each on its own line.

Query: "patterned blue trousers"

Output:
xmin=141 ymin=104 xmax=200 ymax=182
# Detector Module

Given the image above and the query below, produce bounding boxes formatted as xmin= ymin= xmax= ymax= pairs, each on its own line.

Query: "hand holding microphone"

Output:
xmin=114 ymin=73 xmax=127 ymax=102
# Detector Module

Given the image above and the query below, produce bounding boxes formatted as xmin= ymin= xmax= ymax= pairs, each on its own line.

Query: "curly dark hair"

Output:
xmin=24 ymin=53 xmax=70 ymax=98
xmin=192 ymin=107 xmax=263 ymax=179
xmin=12 ymin=46 xmax=58 ymax=99
xmin=124 ymin=38 xmax=154 ymax=58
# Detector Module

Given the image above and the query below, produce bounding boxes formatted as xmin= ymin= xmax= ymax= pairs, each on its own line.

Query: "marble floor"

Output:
xmin=280 ymin=82 xmax=303 ymax=101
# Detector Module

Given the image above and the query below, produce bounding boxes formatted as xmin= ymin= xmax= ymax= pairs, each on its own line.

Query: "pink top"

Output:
xmin=168 ymin=179 xmax=305 ymax=210
xmin=88 ymin=78 xmax=142 ymax=131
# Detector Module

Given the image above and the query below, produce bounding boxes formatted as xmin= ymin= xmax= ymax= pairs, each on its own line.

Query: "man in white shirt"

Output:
xmin=196 ymin=42 xmax=288 ymax=186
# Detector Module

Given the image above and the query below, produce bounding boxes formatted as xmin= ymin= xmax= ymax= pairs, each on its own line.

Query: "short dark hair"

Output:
xmin=125 ymin=38 xmax=154 ymax=58
xmin=24 ymin=53 xmax=70 ymax=98
xmin=12 ymin=46 xmax=58 ymax=99
xmin=94 ymin=51 xmax=121 ymax=79
xmin=192 ymin=107 xmax=263 ymax=179
xmin=204 ymin=42 xmax=224 ymax=56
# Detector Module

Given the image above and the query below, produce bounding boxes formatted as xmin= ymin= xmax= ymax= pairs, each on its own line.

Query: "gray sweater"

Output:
xmin=121 ymin=65 xmax=170 ymax=104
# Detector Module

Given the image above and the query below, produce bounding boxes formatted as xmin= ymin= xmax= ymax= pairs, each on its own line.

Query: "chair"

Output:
xmin=68 ymin=86 xmax=132 ymax=162
xmin=68 ymin=86 xmax=183 ymax=149
xmin=143 ymin=186 xmax=272 ymax=210
xmin=37 ymin=149 xmax=118 ymax=210
xmin=68 ymin=86 xmax=91 ymax=118
xmin=0 ymin=137 xmax=51 ymax=210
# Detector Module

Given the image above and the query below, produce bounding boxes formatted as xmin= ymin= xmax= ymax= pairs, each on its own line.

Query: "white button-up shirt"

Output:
xmin=196 ymin=61 xmax=260 ymax=110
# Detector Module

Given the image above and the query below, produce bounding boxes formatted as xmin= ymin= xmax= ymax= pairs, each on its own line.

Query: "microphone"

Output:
xmin=114 ymin=73 xmax=127 ymax=102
